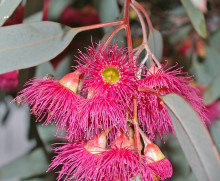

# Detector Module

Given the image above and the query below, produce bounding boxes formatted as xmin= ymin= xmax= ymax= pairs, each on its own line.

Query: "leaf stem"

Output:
xmin=103 ymin=25 xmax=125 ymax=48
xmin=75 ymin=20 xmax=124 ymax=32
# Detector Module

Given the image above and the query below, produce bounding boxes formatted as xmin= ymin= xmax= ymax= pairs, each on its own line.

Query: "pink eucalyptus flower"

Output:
xmin=138 ymin=63 xmax=207 ymax=140
xmin=97 ymin=146 xmax=140 ymax=181
xmin=48 ymin=132 xmax=107 ymax=181
xmin=67 ymin=96 xmax=128 ymax=141
xmin=14 ymin=72 xmax=81 ymax=132
xmin=140 ymin=128 xmax=173 ymax=181
xmin=76 ymin=43 xmax=138 ymax=108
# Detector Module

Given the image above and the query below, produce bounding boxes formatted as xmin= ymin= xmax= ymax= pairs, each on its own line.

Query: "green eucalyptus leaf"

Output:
xmin=161 ymin=93 xmax=220 ymax=181
xmin=203 ymin=73 xmax=220 ymax=105
xmin=169 ymin=25 xmax=192 ymax=44
xmin=37 ymin=125 xmax=58 ymax=152
xmin=35 ymin=62 xmax=55 ymax=78
xmin=0 ymin=0 xmax=22 ymax=26
xmin=54 ymin=55 xmax=72 ymax=78
xmin=190 ymin=55 xmax=212 ymax=86
xmin=148 ymin=28 xmax=163 ymax=61
xmin=210 ymin=28 xmax=220 ymax=53
xmin=181 ymin=0 xmax=207 ymax=38
xmin=93 ymin=0 xmax=120 ymax=32
xmin=204 ymin=47 xmax=220 ymax=78
xmin=210 ymin=119 xmax=220 ymax=153
xmin=0 ymin=21 xmax=80 ymax=74
xmin=93 ymin=0 xmax=124 ymax=46
xmin=165 ymin=135 xmax=191 ymax=180
xmin=49 ymin=0 xmax=73 ymax=20
xmin=0 ymin=148 xmax=48 ymax=179
xmin=23 ymin=0 xmax=43 ymax=18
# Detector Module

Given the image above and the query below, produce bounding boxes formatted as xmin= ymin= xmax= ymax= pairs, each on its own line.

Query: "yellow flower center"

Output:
xmin=102 ymin=67 xmax=119 ymax=83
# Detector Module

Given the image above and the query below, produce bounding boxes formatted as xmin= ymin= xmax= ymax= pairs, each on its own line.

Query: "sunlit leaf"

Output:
xmin=148 ymin=28 xmax=163 ymax=61
xmin=203 ymin=73 xmax=220 ymax=105
xmin=181 ymin=0 xmax=207 ymax=38
xmin=161 ymin=93 xmax=220 ymax=181
xmin=0 ymin=148 xmax=48 ymax=179
xmin=0 ymin=21 xmax=80 ymax=74
xmin=0 ymin=0 xmax=22 ymax=26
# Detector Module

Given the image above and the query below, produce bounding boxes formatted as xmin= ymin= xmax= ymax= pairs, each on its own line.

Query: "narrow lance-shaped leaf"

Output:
xmin=148 ymin=28 xmax=163 ymax=61
xmin=161 ymin=93 xmax=220 ymax=181
xmin=181 ymin=0 xmax=207 ymax=38
xmin=0 ymin=21 xmax=80 ymax=74
xmin=0 ymin=0 xmax=22 ymax=26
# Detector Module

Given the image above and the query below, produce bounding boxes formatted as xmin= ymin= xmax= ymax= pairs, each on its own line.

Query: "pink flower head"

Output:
xmin=96 ymin=130 xmax=140 ymax=181
xmin=67 ymin=96 xmax=128 ymax=141
xmin=76 ymin=43 xmax=138 ymax=108
xmin=138 ymin=63 xmax=208 ymax=140
xmin=48 ymin=132 xmax=107 ymax=181
xmin=140 ymin=129 xmax=173 ymax=180
xmin=14 ymin=72 xmax=81 ymax=132
xmin=141 ymin=157 xmax=173 ymax=181
xmin=0 ymin=71 xmax=18 ymax=92
xmin=97 ymin=146 xmax=140 ymax=181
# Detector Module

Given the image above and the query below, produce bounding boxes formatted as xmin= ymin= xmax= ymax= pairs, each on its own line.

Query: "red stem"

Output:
xmin=75 ymin=20 xmax=124 ymax=32
xmin=123 ymin=0 xmax=133 ymax=50
xmin=133 ymin=1 xmax=154 ymax=32
xmin=133 ymin=98 xmax=141 ymax=157
xmin=103 ymin=25 xmax=125 ymax=48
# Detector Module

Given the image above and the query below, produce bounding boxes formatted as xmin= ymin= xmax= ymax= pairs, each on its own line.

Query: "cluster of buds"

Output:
xmin=15 ymin=43 xmax=207 ymax=180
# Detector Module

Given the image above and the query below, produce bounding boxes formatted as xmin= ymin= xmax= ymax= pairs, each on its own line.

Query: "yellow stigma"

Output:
xmin=102 ymin=67 xmax=119 ymax=83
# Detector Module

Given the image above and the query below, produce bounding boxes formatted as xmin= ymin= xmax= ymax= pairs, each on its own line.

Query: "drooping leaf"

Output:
xmin=181 ymin=0 xmax=207 ymax=38
xmin=0 ymin=148 xmax=48 ymax=179
xmin=210 ymin=119 xmax=220 ymax=153
xmin=148 ymin=28 xmax=163 ymax=61
xmin=0 ymin=21 xmax=80 ymax=74
xmin=0 ymin=0 xmax=22 ymax=26
xmin=161 ymin=93 xmax=220 ymax=181
xmin=203 ymin=73 xmax=220 ymax=105
xmin=164 ymin=135 xmax=192 ymax=180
